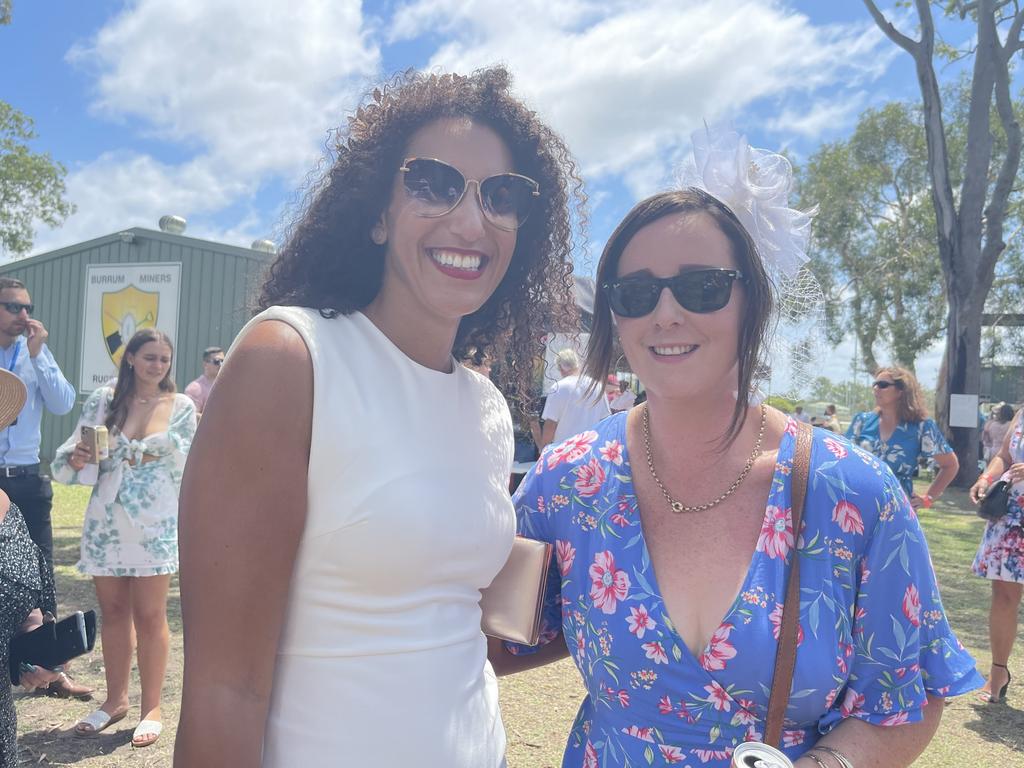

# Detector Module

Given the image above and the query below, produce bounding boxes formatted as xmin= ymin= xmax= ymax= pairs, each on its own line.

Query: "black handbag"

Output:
xmin=8 ymin=610 xmax=97 ymax=685
xmin=977 ymin=479 xmax=1011 ymax=522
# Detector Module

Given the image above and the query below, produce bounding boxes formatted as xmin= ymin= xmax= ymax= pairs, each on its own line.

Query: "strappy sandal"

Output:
xmin=977 ymin=662 xmax=1012 ymax=704
xmin=74 ymin=708 xmax=127 ymax=737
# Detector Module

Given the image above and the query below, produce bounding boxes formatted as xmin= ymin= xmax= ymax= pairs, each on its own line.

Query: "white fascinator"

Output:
xmin=677 ymin=125 xmax=825 ymax=398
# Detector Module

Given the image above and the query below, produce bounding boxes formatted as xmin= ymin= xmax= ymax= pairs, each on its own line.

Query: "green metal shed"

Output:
xmin=0 ymin=224 xmax=273 ymax=463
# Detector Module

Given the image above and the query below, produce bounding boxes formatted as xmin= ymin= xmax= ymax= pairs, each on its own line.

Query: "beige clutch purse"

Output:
xmin=480 ymin=536 xmax=553 ymax=646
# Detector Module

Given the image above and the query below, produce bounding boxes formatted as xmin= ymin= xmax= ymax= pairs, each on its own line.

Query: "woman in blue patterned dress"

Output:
xmin=489 ymin=131 xmax=981 ymax=768
xmin=845 ymin=367 xmax=958 ymax=510
xmin=970 ymin=406 xmax=1023 ymax=703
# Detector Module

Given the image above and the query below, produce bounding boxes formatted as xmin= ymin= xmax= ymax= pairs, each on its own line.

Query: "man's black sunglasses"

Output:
xmin=602 ymin=268 xmax=745 ymax=318
xmin=211 ymin=359 xmax=224 ymax=366
xmin=872 ymin=380 xmax=904 ymax=390
xmin=0 ymin=302 xmax=33 ymax=315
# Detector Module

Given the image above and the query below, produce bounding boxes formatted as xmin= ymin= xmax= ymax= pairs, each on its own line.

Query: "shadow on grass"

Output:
xmin=960 ymin=700 xmax=1024 ymax=751
xmin=18 ymin=725 xmax=135 ymax=764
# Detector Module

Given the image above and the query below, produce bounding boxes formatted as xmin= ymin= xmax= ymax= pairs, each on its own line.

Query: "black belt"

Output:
xmin=0 ymin=464 xmax=40 ymax=478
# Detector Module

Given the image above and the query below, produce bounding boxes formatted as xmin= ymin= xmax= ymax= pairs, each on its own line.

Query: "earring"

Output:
xmin=371 ymin=226 xmax=387 ymax=245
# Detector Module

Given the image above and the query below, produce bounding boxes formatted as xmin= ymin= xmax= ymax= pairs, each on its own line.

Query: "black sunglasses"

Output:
xmin=872 ymin=380 xmax=904 ymax=390
xmin=603 ymin=268 xmax=745 ymax=318
xmin=210 ymin=359 xmax=224 ymax=366
xmin=0 ymin=302 xmax=33 ymax=316
xmin=400 ymin=157 xmax=539 ymax=232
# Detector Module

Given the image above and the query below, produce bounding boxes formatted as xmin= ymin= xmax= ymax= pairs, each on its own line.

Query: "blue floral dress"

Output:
xmin=844 ymin=412 xmax=952 ymax=496
xmin=52 ymin=387 xmax=196 ymax=577
xmin=509 ymin=413 xmax=981 ymax=767
xmin=972 ymin=411 xmax=1024 ymax=583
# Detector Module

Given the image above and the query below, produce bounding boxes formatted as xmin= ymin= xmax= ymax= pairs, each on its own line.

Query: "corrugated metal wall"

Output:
xmin=0 ymin=228 xmax=272 ymax=463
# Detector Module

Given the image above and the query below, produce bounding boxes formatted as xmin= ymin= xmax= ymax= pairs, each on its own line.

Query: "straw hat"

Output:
xmin=0 ymin=369 xmax=27 ymax=429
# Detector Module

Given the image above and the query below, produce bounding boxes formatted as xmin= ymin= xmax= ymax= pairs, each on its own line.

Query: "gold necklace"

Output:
xmin=642 ymin=402 xmax=767 ymax=514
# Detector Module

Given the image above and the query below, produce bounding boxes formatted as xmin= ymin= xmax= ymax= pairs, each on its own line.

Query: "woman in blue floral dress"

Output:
xmin=52 ymin=329 xmax=196 ymax=748
xmin=845 ymin=367 xmax=958 ymax=510
xmin=489 ymin=131 xmax=981 ymax=768
xmin=970 ymin=406 xmax=1024 ymax=704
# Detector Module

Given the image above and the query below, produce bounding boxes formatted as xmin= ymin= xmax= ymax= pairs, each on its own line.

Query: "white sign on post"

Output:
xmin=79 ymin=263 xmax=182 ymax=393
xmin=949 ymin=393 xmax=980 ymax=429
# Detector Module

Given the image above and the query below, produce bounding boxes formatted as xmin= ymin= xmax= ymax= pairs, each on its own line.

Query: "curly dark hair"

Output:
xmin=584 ymin=189 xmax=774 ymax=448
xmin=259 ymin=66 xmax=584 ymax=408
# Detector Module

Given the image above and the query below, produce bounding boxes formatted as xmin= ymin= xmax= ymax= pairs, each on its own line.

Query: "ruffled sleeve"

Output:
xmin=819 ymin=466 xmax=983 ymax=731
xmin=166 ymin=395 xmax=197 ymax=489
xmin=51 ymin=388 xmax=110 ymax=486
xmin=918 ymin=418 xmax=953 ymax=458
xmin=503 ymin=444 xmax=567 ymax=656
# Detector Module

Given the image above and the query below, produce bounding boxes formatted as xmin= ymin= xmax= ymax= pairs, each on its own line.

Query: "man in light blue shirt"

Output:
xmin=0 ymin=277 xmax=91 ymax=698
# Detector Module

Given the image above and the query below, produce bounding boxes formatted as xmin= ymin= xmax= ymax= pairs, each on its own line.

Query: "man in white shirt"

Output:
xmin=540 ymin=349 xmax=610 ymax=448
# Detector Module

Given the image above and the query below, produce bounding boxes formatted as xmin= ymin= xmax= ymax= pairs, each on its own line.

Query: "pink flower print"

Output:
xmin=840 ymin=687 xmax=865 ymax=717
xmin=642 ymin=641 xmax=669 ymax=664
xmin=621 ymin=725 xmax=654 ymax=742
xmin=599 ymin=439 xmax=624 ymax=465
xmin=769 ymin=603 xmax=804 ymax=645
xmin=588 ymin=551 xmax=630 ymax=614
xmin=832 ymin=500 xmax=865 ymax=535
xmin=575 ymin=628 xmax=586 ymax=657
xmin=699 ymin=622 xmax=737 ymax=671
xmin=784 ymin=418 xmax=799 ymax=437
xmin=757 ymin=506 xmax=793 ymax=560
xmin=610 ymin=512 xmax=629 ymax=527
xmin=823 ymin=436 xmax=848 ymax=459
xmin=614 ymin=689 xmax=630 ymax=707
xmin=659 ymin=745 xmax=686 ymax=763
xmin=733 ymin=699 xmax=757 ymax=725
xmin=626 ymin=604 xmax=656 ymax=639
xmin=836 ymin=641 xmax=853 ymax=674
xmin=693 ymin=748 xmax=731 ymax=763
xmin=859 ymin=558 xmax=871 ymax=585
xmin=782 ymin=730 xmax=805 ymax=748
xmin=574 ymin=457 xmax=606 ymax=498
xmin=880 ymin=711 xmax=910 ymax=726
xmin=583 ymin=741 xmax=599 ymax=768
xmin=555 ymin=540 xmax=576 ymax=577
xmin=546 ymin=430 xmax=598 ymax=470
xmin=704 ymin=680 xmax=732 ymax=711
xmin=677 ymin=701 xmax=696 ymax=723
xmin=535 ymin=495 xmax=546 ymax=513
xmin=658 ymin=695 xmax=673 ymax=715
xmin=902 ymin=584 xmax=922 ymax=627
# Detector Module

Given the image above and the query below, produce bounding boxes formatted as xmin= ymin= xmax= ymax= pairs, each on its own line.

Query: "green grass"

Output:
xmin=14 ymin=482 xmax=1024 ymax=767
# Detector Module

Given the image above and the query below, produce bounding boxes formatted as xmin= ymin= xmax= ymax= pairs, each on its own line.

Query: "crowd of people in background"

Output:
xmin=1 ymin=66 xmax=1023 ymax=768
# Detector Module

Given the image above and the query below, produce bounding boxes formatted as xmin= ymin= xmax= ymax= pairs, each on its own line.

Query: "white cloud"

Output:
xmin=766 ymin=92 xmax=869 ymax=139
xmin=390 ymin=0 xmax=895 ymax=186
xmin=69 ymin=0 xmax=379 ymax=181
xmin=29 ymin=152 xmax=252 ymax=254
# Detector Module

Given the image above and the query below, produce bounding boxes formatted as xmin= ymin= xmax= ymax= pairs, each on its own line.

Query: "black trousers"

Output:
xmin=0 ymin=473 xmax=57 ymax=608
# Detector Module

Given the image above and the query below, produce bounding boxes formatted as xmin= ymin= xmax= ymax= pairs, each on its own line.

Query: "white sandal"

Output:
xmin=132 ymin=719 xmax=163 ymax=748
xmin=74 ymin=708 xmax=127 ymax=738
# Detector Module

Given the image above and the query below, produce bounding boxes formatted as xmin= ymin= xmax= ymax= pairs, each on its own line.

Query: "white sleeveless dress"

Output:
xmin=233 ymin=307 xmax=515 ymax=767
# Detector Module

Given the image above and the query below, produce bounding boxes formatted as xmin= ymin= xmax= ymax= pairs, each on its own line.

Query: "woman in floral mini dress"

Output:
xmin=52 ymin=328 xmax=196 ymax=747
xmin=970 ymin=405 xmax=1024 ymax=704
xmin=489 ymin=130 xmax=982 ymax=768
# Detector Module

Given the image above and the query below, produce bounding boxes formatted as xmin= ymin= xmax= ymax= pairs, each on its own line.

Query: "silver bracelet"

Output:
xmin=803 ymin=752 xmax=830 ymax=768
xmin=812 ymin=745 xmax=855 ymax=768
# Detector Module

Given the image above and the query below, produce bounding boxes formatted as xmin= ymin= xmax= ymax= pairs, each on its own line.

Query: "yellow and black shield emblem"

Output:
xmin=101 ymin=285 xmax=159 ymax=367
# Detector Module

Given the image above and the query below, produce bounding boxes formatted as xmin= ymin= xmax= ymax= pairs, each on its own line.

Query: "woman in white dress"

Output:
xmin=52 ymin=328 xmax=196 ymax=747
xmin=173 ymin=67 xmax=584 ymax=767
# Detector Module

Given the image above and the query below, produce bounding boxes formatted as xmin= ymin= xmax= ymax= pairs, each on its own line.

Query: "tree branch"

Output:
xmin=862 ymin=0 xmax=920 ymax=52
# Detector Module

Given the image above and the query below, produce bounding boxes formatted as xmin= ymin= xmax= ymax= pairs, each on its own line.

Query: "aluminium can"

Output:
xmin=730 ymin=742 xmax=794 ymax=768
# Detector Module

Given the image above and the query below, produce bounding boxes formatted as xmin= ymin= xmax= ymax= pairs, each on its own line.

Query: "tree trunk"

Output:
xmin=939 ymin=296 xmax=984 ymax=485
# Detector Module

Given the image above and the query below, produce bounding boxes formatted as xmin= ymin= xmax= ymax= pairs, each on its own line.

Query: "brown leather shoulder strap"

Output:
xmin=764 ymin=422 xmax=812 ymax=748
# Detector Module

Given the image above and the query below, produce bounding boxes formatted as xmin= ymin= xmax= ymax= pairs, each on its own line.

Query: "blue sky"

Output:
xmin=1 ymin=1 xmax=977 ymax=391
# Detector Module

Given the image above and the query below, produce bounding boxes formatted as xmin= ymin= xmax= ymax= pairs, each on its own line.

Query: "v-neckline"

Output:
xmin=624 ymin=419 xmax=796 ymax=665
